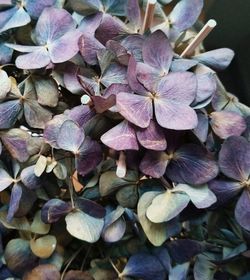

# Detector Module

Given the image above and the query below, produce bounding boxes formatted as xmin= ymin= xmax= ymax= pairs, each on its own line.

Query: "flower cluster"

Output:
xmin=0 ymin=0 xmax=249 ymax=279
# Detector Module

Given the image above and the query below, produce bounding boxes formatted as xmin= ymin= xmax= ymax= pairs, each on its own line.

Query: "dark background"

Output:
xmin=204 ymin=0 xmax=250 ymax=105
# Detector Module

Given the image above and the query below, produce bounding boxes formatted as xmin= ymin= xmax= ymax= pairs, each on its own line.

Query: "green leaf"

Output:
xmin=65 ymin=210 xmax=104 ymax=243
xmin=146 ymin=190 xmax=190 ymax=223
xmin=138 ymin=191 xmax=169 ymax=246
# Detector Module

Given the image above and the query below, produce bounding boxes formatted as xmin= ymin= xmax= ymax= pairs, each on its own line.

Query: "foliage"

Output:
xmin=0 ymin=0 xmax=249 ymax=279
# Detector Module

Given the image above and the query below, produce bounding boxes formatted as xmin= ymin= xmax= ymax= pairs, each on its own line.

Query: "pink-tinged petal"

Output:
xmin=95 ymin=13 xmax=126 ymax=45
xmin=104 ymin=84 xmax=132 ymax=97
xmin=156 ymin=72 xmax=197 ymax=105
xmin=136 ymin=120 xmax=167 ymax=151
xmin=68 ymin=104 xmax=95 ymax=127
xmin=92 ymin=95 xmax=116 ymax=113
xmin=136 ymin=62 xmax=160 ymax=92
xmin=210 ymin=111 xmax=246 ymax=139
xmin=35 ymin=7 xmax=76 ymax=44
xmin=235 ymin=190 xmax=250 ymax=231
xmin=79 ymin=34 xmax=104 ymax=65
xmin=127 ymin=56 xmax=147 ymax=95
xmin=78 ymin=12 xmax=103 ymax=35
xmin=140 ymin=151 xmax=169 ymax=178
xmin=101 ymin=120 xmax=139 ymax=151
xmin=193 ymin=48 xmax=235 ymax=71
xmin=166 ymin=144 xmax=219 ymax=185
xmin=219 ymin=136 xmax=250 ymax=181
xmin=169 ymin=0 xmax=203 ymax=32
xmin=48 ymin=30 xmax=82 ymax=63
xmin=15 ymin=48 xmax=50 ymax=69
xmin=77 ymin=137 xmax=102 ymax=176
xmin=116 ymin=92 xmax=153 ymax=128
xmin=57 ymin=120 xmax=85 ymax=154
xmin=143 ymin=30 xmax=173 ymax=73
xmin=154 ymin=100 xmax=198 ymax=130
xmin=121 ymin=34 xmax=144 ymax=61
xmin=101 ymin=63 xmax=127 ymax=87
xmin=78 ymin=74 xmax=100 ymax=95
xmin=106 ymin=40 xmax=130 ymax=66
xmin=208 ymin=180 xmax=242 ymax=206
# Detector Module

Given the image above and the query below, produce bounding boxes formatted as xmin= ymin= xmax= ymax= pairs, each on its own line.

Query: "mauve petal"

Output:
xmin=210 ymin=111 xmax=246 ymax=139
xmin=235 ymin=190 xmax=250 ymax=231
xmin=154 ymin=100 xmax=198 ymax=130
xmin=136 ymin=120 xmax=167 ymax=151
xmin=121 ymin=34 xmax=143 ymax=61
xmin=116 ymin=92 xmax=153 ymax=128
xmin=140 ymin=151 xmax=169 ymax=178
xmin=78 ymin=12 xmax=103 ymax=35
xmin=68 ymin=105 xmax=95 ymax=127
xmin=101 ymin=63 xmax=127 ymax=87
xmin=48 ymin=30 xmax=82 ymax=63
xmin=166 ymin=144 xmax=219 ymax=185
xmin=127 ymin=56 xmax=147 ymax=95
xmin=78 ymin=74 xmax=100 ymax=95
xmin=193 ymin=111 xmax=209 ymax=142
xmin=169 ymin=0 xmax=203 ymax=32
xmin=101 ymin=120 xmax=139 ymax=151
xmin=7 ymin=183 xmax=22 ymax=222
xmin=0 ymin=100 xmax=22 ymax=129
xmin=15 ymin=48 xmax=50 ymax=69
xmin=57 ymin=120 xmax=85 ymax=153
xmin=142 ymin=30 xmax=173 ymax=73
xmin=127 ymin=0 xmax=141 ymax=28
xmin=79 ymin=34 xmax=104 ymax=65
xmin=193 ymin=48 xmax=235 ymax=71
xmin=35 ymin=7 xmax=75 ymax=45
xmin=20 ymin=165 xmax=42 ymax=190
xmin=156 ymin=72 xmax=197 ymax=105
xmin=77 ymin=137 xmax=102 ymax=176
xmin=208 ymin=180 xmax=242 ymax=206
xmin=219 ymin=136 xmax=250 ymax=181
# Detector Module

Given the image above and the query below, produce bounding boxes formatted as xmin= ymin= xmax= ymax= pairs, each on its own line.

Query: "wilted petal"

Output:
xmin=35 ymin=7 xmax=76 ymax=45
xmin=23 ymin=264 xmax=60 ymax=280
xmin=155 ymin=99 xmax=198 ymax=130
xmin=7 ymin=184 xmax=22 ymax=222
xmin=57 ymin=120 xmax=85 ymax=154
xmin=68 ymin=105 xmax=95 ymax=127
xmin=20 ymin=165 xmax=43 ymax=190
xmin=136 ymin=62 xmax=160 ymax=92
xmin=76 ymin=198 xmax=105 ymax=218
xmin=142 ymin=30 xmax=173 ymax=73
xmin=101 ymin=63 xmax=127 ymax=87
xmin=0 ymin=70 xmax=11 ymax=99
xmin=25 ymin=0 xmax=56 ymax=19
xmin=170 ymin=58 xmax=198 ymax=72
xmin=235 ymin=189 xmax=250 ymax=231
xmin=219 ymin=136 xmax=250 ymax=181
xmin=76 ymin=137 xmax=102 ymax=176
xmin=0 ymin=168 xmax=13 ymax=191
xmin=92 ymin=95 xmax=115 ymax=113
xmin=78 ymin=12 xmax=103 ymax=35
xmin=104 ymin=0 xmax=127 ymax=16
xmin=0 ymin=40 xmax=13 ymax=64
xmin=136 ymin=120 xmax=167 ymax=151
xmin=121 ymin=34 xmax=144 ymax=61
xmin=127 ymin=0 xmax=141 ymax=29
xmin=101 ymin=120 xmax=139 ymax=150
xmin=193 ymin=111 xmax=209 ymax=142
xmin=116 ymin=92 xmax=153 ymax=128
xmin=208 ymin=180 xmax=242 ymax=206
xmin=140 ymin=151 xmax=169 ymax=178
xmin=169 ymin=0 xmax=203 ymax=32
xmin=78 ymin=74 xmax=100 ymax=95
xmin=15 ymin=48 xmax=50 ymax=69
xmin=193 ymin=48 xmax=235 ymax=71
xmin=48 ymin=30 xmax=82 ymax=63
xmin=210 ymin=111 xmax=246 ymax=139
xmin=0 ymin=100 xmax=22 ymax=129
xmin=166 ymin=144 xmax=219 ymax=185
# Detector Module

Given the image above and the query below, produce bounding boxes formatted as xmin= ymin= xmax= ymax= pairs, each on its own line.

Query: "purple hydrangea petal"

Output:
xmin=170 ymin=58 xmax=198 ymax=72
xmin=76 ymin=137 xmax=102 ymax=176
xmin=35 ymin=7 xmax=76 ymax=45
xmin=166 ymin=144 xmax=219 ymax=185
xmin=0 ymin=41 xmax=13 ymax=64
xmin=57 ymin=120 xmax=85 ymax=153
xmin=20 ymin=165 xmax=43 ymax=190
xmin=169 ymin=0 xmax=203 ymax=32
xmin=193 ymin=48 xmax=235 ymax=71
xmin=140 ymin=151 xmax=169 ymax=178
xmin=0 ymin=168 xmax=13 ymax=192
xmin=68 ymin=105 xmax=95 ymax=127
xmin=79 ymin=34 xmax=104 ymax=65
xmin=193 ymin=111 xmax=209 ymax=142
xmin=208 ymin=180 xmax=243 ymax=206
xmin=127 ymin=0 xmax=141 ymax=29
xmin=101 ymin=120 xmax=139 ymax=151
xmin=101 ymin=63 xmax=127 ymax=87
xmin=0 ymin=100 xmax=22 ymax=129
xmin=121 ymin=34 xmax=143 ymax=61
xmin=142 ymin=30 xmax=173 ymax=73
xmin=136 ymin=120 xmax=167 ymax=151
xmin=78 ymin=74 xmax=100 ymax=95
xmin=78 ymin=12 xmax=103 ymax=35
xmin=116 ymin=92 xmax=153 ymax=128
xmin=6 ymin=183 xmax=22 ymax=222
xmin=219 ymin=136 xmax=250 ymax=181
xmin=5 ymin=43 xmax=43 ymax=53
xmin=48 ymin=30 xmax=82 ymax=63
xmin=154 ymin=99 xmax=198 ymax=130
xmin=235 ymin=189 xmax=250 ymax=231
xmin=210 ymin=111 xmax=246 ymax=139
xmin=156 ymin=72 xmax=197 ymax=105
xmin=92 ymin=95 xmax=116 ymax=113
xmin=15 ymin=48 xmax=50 ymax=69
xmin=25 ymin=0 xmax=56 ymax=19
